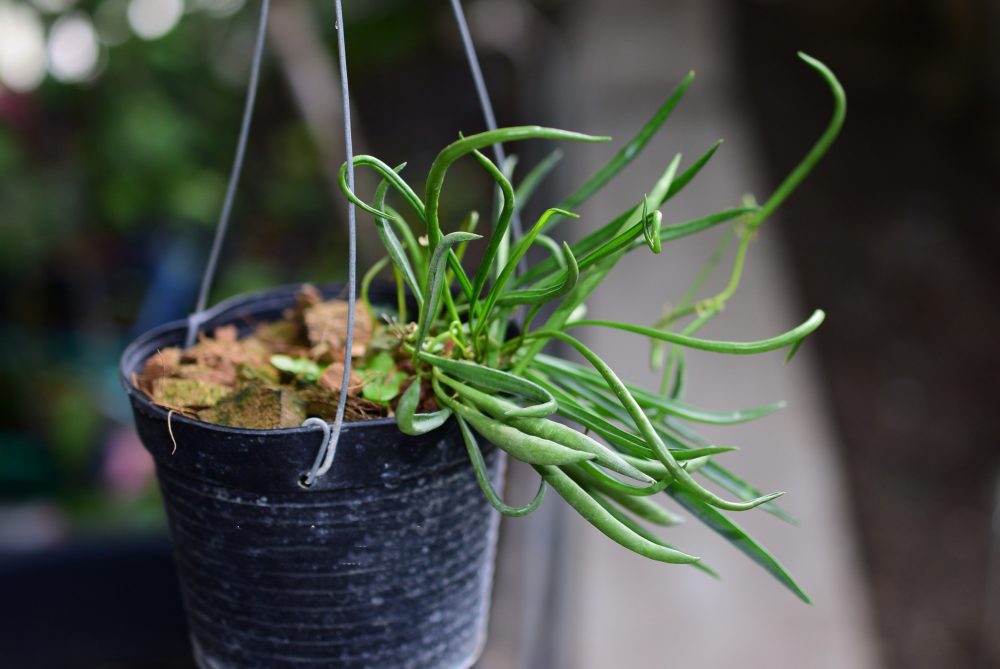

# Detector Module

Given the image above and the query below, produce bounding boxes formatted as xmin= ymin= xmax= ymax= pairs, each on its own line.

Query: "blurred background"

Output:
xmin=0 ymin=0 xmax=997 ymax=667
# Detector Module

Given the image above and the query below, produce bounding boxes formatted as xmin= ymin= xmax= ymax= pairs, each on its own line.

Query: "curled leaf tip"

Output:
xmin=715 ymin=491 xmax=786 ymax=511
xmin=644 ymin=210 xmax=663 ymax=254
xmin=552 ymin=207 xmax=580 ymax=219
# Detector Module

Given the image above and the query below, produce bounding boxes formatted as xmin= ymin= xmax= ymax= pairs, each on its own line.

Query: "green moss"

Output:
xmin=151 ymin=378 xmax=230 ymax=409
xmin=199 ymin=386 xmax=306 ymax=429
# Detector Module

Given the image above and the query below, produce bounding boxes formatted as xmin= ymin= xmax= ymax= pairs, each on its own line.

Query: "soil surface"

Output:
xmin=136 ymin=285 xmax=403 ymax=428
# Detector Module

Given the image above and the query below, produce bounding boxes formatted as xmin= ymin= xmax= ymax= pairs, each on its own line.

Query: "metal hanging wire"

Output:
xmin=302 ymin=0 xmax=357 ymax=486
xmin=185 ymin=0 xmax=270 ymax=349
xmin=185 ymin=0 xmax=510 ymax=484
xmin=448 ymin=0 xmax=525 ymax=246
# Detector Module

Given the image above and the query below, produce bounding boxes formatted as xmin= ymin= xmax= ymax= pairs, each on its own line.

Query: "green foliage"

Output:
xmin=339 ymin=53 xmax=846 ymax=601
xmin=270 ymin=355 xmax=325 ymax=383
xmin=359 ymin=351 xmax=407 ymax=403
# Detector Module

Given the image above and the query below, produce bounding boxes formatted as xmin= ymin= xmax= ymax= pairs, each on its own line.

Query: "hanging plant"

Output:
xmin=135 ymin=49 xmax=842 ymax=586
xmin=121 ymin=0 xmax=844 ymax=665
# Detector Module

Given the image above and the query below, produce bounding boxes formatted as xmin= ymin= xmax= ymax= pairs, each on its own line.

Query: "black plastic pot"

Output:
xmin=120 ymin=284 xmax=504 ymax=669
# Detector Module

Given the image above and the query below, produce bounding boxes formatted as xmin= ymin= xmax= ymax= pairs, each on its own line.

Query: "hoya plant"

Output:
xmin=316 ymin=52 xmax=844 ymax=601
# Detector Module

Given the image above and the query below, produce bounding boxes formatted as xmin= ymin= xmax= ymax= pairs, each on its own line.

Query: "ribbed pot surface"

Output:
xmin=121 ymin=284 xmax=503 ymax=669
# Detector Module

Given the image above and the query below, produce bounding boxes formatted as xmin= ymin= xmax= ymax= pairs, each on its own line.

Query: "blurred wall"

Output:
xmin=728 ymin=1 xmax=1000 ymax=667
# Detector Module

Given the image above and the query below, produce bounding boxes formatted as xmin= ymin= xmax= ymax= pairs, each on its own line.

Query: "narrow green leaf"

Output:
xmin=668 ymin=487 xmax=811 ymax=603
xmin=530 ymin=331 xmax=784 ymax=512
xmin=477 ymin=207 xmax=577 ymax=333
xmin=447 ymin=250 xmax=475 ymax=302
xmin=511 ymin=152 xmax=694 ymax=373
xmin=420 ymin=351 xmax=556 ymax=417
xmin=435 ymin=387 xmax=594 ymax=466
xmin=469 ymin=149 xmax=515 ymax=305
xmin=456 ymin=414 xmax=547 ymax=516
xmin=383 ymin=205 xmax=425 ymax=273
xmin=668 ymin=349 xmax=686 ymax=399
xmin=557 ymin=71 xmax=694 ymax=213
xmin=424 ymin=126 xmax=608 ymax=249
xmin=662 ymin=138 xmax=723 ymax=202
xmin=533 ymin=235 xmax=567 ymax=270
xmin=570 ymin=461 xmax=671 ymax=499
xmin=496 ymin=242 xmax=579 ymax=307
xmin=529 ymin=374 xmax=656 ymax=458
xmin=750 ymin=53 xmax=846 ymax=229
xmin=533 ymin=354 xmax=784 ymax=425
xmin=339 ymin=155 xmax=426 ymax=221
xmin=567 ymin=465 xmax=678 ymax=520
xmin=564 ymin=310 xmax=826 ymax=356
xmin=785 ymin=336 xmax=806 ymax=363
xmin=701 ymin=462 xmax=800 ymax=525
xmin=415 ymin=231 xmax=481 ymax=353
xmin=588 ymin=489 xmax=718 ymax=578
xmin=535 ymin=357 xmax=798 ymax=523
xmin=535 ymin=464 xmax=700 ymax=564
xmin=514 ymin=203 xmax=753 ymax=290
xmin=374 ymin=173 xmax=423 ymax=307
xmin=360 ymin=255 xmax=391 ymax=322
xmin=437 ymin=373 xmax=651 ymax=482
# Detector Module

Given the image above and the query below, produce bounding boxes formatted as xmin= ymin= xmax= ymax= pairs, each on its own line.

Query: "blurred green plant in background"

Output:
xmin=0 ymin=0 xmax=499 ymax=538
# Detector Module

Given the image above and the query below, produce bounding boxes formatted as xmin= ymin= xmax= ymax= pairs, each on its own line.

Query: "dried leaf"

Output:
xmin=304 ymin=300 xmax=373 ymax=360
xmin=317 ymin=361 xmax=363 ymax=394
xmin=139 ymin=348 xmax=181 ymax=393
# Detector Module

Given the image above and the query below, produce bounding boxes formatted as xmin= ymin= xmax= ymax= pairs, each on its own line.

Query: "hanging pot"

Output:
xmin=120 ymin=283 xmax=504 ymax=669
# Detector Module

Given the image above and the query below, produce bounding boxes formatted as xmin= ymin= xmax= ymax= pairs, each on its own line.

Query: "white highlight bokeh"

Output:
xmin=127 ymin=0 xmax=184 ymax=41
xmin=0 ymin=2 xmax=47 ymax=92
xmin=48 ymin=12 xmax=101 ymax=83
